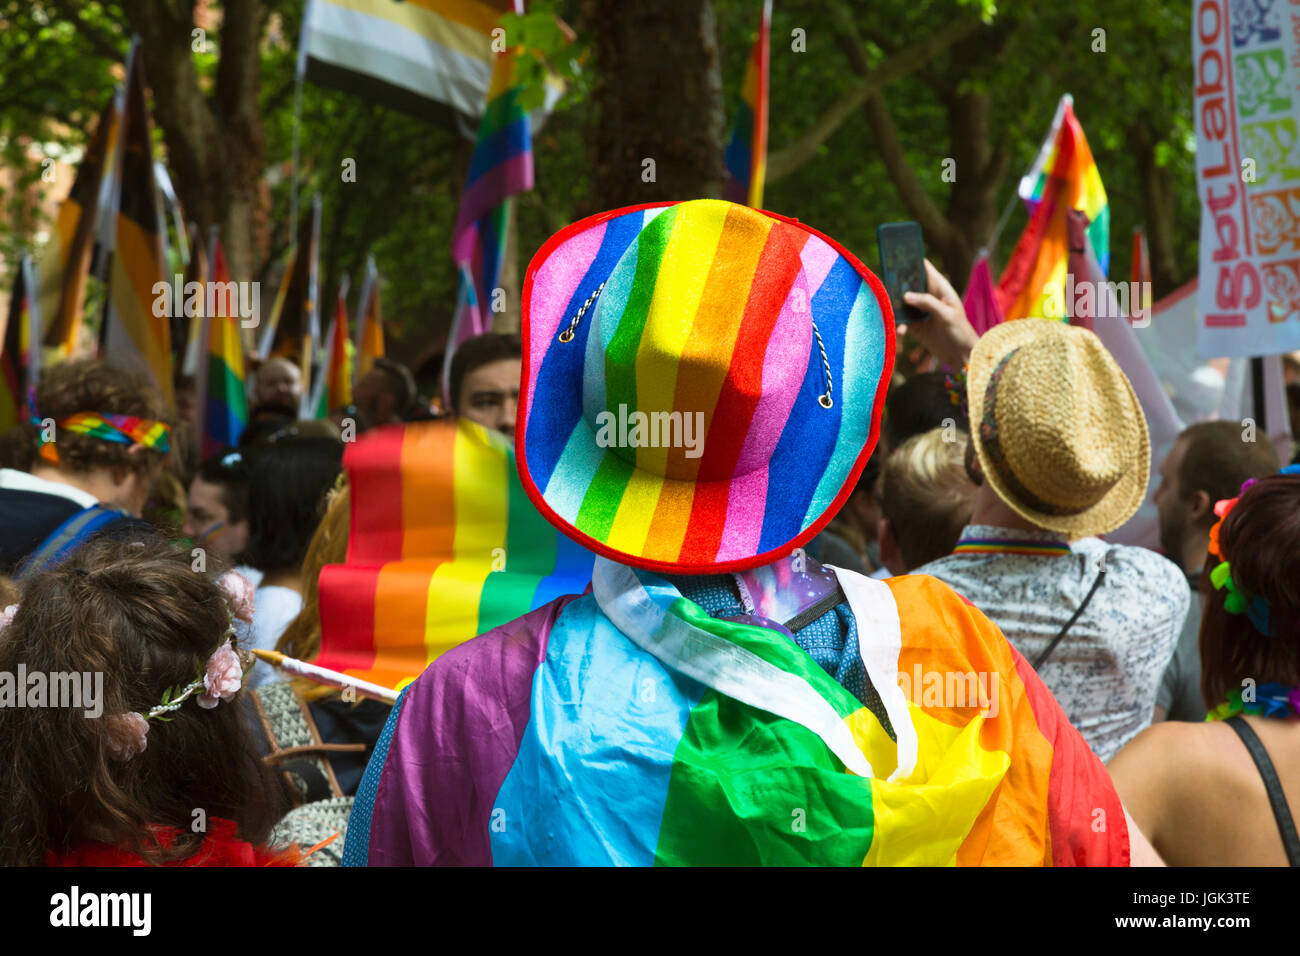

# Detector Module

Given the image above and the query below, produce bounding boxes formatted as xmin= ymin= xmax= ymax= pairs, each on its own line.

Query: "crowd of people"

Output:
xmin=0 ymin=198 xmax=1298 ymax=867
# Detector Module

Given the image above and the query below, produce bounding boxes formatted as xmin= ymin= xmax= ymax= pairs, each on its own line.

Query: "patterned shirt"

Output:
xmin=915 ymin=524 xmax=1189 ymax=761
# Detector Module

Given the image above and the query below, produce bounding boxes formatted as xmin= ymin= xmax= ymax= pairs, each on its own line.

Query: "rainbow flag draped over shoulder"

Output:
xmin=344 ymin=561 xmax=1130 ymax=866
xmin=317 ymin=417 xmax=595 ymax=691
xmin=102 ymin=50 xmax=173 ymax=407
xmin=198 ymin=237 xmax=247 ymax=456
xmin=1 ymin=256 xmax=40 ymax=432
xmin=723 ymin=0 xmax=772 ymax=208
xmin=996 ymin=95 xmax=1108 ymax=322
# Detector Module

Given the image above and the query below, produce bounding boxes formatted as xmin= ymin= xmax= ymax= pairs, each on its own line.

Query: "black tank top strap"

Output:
xmin=1225 ymin=715 xmax=1300 ymax=866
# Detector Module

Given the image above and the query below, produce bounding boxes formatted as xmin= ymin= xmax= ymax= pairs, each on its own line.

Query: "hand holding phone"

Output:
xmin=877 ymin=221 xmax=928 ymax=323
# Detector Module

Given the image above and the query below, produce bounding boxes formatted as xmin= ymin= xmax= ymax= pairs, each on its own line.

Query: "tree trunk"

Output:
xmin=1130 ymin=121 xmax=1182 ymax=297
xmin=119 ymin=0 xmax=266 ymax=284
xmin=580 ymin=0 xmax=725 ymax=208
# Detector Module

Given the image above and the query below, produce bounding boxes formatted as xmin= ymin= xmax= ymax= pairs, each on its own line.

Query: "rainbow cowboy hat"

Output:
xmin=518 ymin=199 xmax=894 ymax=574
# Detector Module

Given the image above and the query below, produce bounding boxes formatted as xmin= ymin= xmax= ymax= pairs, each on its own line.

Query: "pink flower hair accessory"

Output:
xmin=105 ymin=712 xmax=149 ymax=761
xmin=218 ymin=570 xmax=256 ymax=624
xmin=197 ymin=640 xmax=243 ymax=709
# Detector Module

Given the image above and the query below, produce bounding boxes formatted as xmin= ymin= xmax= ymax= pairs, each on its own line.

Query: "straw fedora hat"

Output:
xmin=966 ymin=319 xmax=1149 ymax=539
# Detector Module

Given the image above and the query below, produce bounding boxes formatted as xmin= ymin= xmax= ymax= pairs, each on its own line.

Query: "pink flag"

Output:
xmin=962 ymin=253 xmax=1004 ymax=336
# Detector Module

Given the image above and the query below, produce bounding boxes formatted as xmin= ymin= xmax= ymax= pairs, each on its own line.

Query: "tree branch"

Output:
xmin=766 ymin=9 xmax=981 ymax=183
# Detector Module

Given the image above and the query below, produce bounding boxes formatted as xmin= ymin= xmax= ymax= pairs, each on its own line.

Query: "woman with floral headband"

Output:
xmin=1110 ymin=468 xmax=1300 ymax=866
xmin=0 ymin=536 xmax=298 ymax=866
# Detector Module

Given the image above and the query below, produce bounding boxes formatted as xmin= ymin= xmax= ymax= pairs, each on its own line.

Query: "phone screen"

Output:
xmin=877 ymin=222 xmax=927 ymax=322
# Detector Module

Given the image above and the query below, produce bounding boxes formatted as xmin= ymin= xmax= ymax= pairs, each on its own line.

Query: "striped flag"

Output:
xmin=1 ymin=257 xmax=41 ymax=432
xmin=996 ymin=95 xmax=1109 ymax=322
xmin=317 ymin=417 xmax=595 ymax=691
xmin=353 ymin=255 xmax=384 ymax=383
xmin=37 ymin=93 xmax=120 ymax=360
xmin=196 ymin=236 xmax=248 ymax=457
xmin=178 ymin=221 xmax=207 ymax=376
xmin=298 ymin=0 xmax=519 ymax=128
xmin=313 ymin=278 xmax=353 ymax=417
xmin=723 ymin=0 xmax=772 ymax=208
xmin=1131 ymin=226 xmax=1152 ymax=320
xmin=443 ymin=45 xmax=534 ymax=402
xmin=260 ymin=195 xmax=321 ymax=416
xmin=102 ymin=49 xmax=174 ymax=407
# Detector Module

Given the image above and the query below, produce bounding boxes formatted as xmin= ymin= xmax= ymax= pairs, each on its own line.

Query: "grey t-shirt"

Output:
xmin=1156 ymin=586 xmax=1207 ymax=722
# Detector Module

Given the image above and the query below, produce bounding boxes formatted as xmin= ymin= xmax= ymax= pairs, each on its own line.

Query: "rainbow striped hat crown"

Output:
xmin=519 ymin=199 xmax=894 ymax=574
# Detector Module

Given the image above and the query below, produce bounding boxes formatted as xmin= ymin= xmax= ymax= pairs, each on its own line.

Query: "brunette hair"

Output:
xmin=448 ymin=333 xmax=521 ymax=415
xmin=0 ymin=537 xmax=284 ymax=865
xmin=1177 ymin=421 xmax=1279 ymax=517
xmin=241 ymin=437 xmax=344 ymax=573
xmin=27 ymin=359 xmax=169 ymax=479
xmin=1200 ymin=474 xmax=1300 ymax=707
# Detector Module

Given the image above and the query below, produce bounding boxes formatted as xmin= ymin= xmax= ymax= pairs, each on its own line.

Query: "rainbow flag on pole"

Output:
xmin=102 ymin=48 xmax=174 ymax=407
xmin=996 ymin=95 xmax=1109 ymax=322
xmin=1 ymin=256 xmax=41 ymax=432
xmin=444 ymin=45 xmax=534 ymax=401
xmin=345 ymin=561 xmax=1131 ymax=865
xmin=317 ymin=417 xmax=595 ymax=691
xmin=260 ymin=196 xmax=321 ymax=416
xmin=723 ymin=0 xmax=772 ymax=208
xmin=353 ymin=255 xmax=384 ymax=383
xmin=197 ymin=236 xmax=248 ymax=457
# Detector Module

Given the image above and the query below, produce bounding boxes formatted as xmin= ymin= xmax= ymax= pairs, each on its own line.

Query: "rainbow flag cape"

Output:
xmin=996 ymin=95 xmax=1108 ymax=322
xmin=102 ymin=49 xmax=174 ymax=407
xmin=445 ymin=45 xmax=534 ymax=398
xmin=313 ymin=280 xmax=353 ymax=417
xmin=353 ymin=255 xmax=384 ymax=383
xmin=344 ymin=560 xmax=1130 ymax=866
xmin=37 ymin=92 xmax=120 ymax=360
xmin=1 ymin=256 xmax=40 ymax=432
xmin=316 ymin=417 xmax=595 ymax=691
xmin=259 ymin=196 xmax=321 ymax=416
xmin=723 ymin=0 xmax=772 ymax=208
xmin=197 ymin=236 xmax=248 ymax=457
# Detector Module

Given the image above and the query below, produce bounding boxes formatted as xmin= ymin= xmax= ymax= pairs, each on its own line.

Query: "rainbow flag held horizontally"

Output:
xmin=1 ymin=256 xmax=41 ymax=432
xmin=102 ymin=48 xmax=174 ymax=407
xmin=723 ymin=0 xmax=772 ymax=208
xmin=353 ymin=254 xmax=384 ymax=384
xmin=317 ymin=417 xmax=596 ymax=691
xmin=197 ymin=236 xmax=248 ymax=457
xmin=996 ymin=95 xmax=1109 ymax=322
xmin=344 ymin=559 xmax=1132 ymax=865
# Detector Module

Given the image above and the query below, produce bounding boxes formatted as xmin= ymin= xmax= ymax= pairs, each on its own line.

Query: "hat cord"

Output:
xmin=558 ymin=281 xmax=607 ymax=343
xmin=811 ymin=318 xmax=833 ymax=408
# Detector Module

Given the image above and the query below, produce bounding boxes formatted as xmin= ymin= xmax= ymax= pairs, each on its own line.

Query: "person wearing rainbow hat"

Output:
xmin=344 ymin=199 xmax=1156 ymax=866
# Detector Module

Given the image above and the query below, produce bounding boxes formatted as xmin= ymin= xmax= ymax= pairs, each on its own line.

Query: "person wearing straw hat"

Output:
xmin=343 ymin=200 xmax=1159 ymax=866
xmin=909 ymin=270 xmax=1189 ymax=763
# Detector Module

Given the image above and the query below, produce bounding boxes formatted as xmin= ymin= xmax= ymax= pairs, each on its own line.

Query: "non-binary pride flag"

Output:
xmin=996 ymin=94 xmax=1108 ymax=323
xmin=1 ymin=256 xmax=41 ymax=432
xmin=316 ymin=417 xmax=596 ymax=691
xmin=197 ymin=237 xmax=248 ymax=457
xmin=298 ymin=0 xmax=519 ymax=129
xmin=102 ymin=50 xmax=173 ymax=407
xmin=723 ymin=0 xmax=772 ymax=208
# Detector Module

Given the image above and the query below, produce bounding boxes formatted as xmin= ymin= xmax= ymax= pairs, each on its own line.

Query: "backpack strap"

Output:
xmin=16 ymin=504 xmax=130 ymax=582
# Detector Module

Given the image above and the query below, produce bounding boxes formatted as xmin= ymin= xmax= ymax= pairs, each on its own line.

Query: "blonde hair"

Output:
xmin=878 ymin=427 xmax=976 ymax=571
xmin=276 ymin=482 xmax=351 ymax=700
